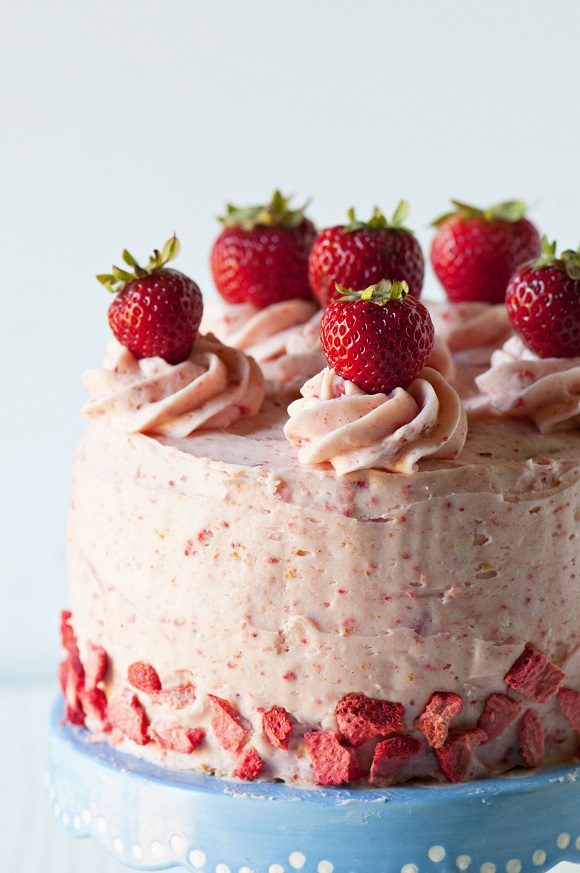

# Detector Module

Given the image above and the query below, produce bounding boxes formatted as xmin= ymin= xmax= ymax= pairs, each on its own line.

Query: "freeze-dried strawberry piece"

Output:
xmin=369 ymin=735 xmax=421 ymax=786
xmin=208 ymin=694 xmax=249 ymax=752
xmin=235 ymin=746 xmax=263 ymax=781
xmin=504 ymin=643 xmax=566 ymax=703
xmin=263 ymin=706 xmax=293 ymax=750
xmin=108 ymin=689 xmax=150 ymax=745
xmin=64 ymin=701 xmax=86 ymax=726
xmin=151 ymin=722 xmax=205 ymax=754
xmin=477 ymin=693 xmax=521 ymax=743
xmin=59 ymin=652 xmax=85 ymax=713
xmin=435 ymin=728 xmax=487 ymax=783
xmin=150 ymin=684 xmax=196 ymax=709
xmin=84 ymin=642 xmax=108 ymax=690
xmin=558 ymin=687 xmax=580 ymax=731
xmin=305 ymin=731 xmax=361 ymax=785
xmin=127 ymin=662 xmax=162 ymax=694
xmin=81 ymin=686 xmax=110 ymax=732
xmin=60 ymin=610 xmax=78 ymax=656
xmin=519 ymin=709 xmax=544 ymax=769
xmin=414 ymin=691 xmax=463 ymax=749
xmin=335 ymin=692 xmax=405 ymax=747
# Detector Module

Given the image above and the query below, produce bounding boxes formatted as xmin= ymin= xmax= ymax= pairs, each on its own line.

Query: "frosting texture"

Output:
xmin=426 ymin=300 xmax=513 ymax=366
xmin=471 ymin=336 xmax=580 ymax=432
xmin=284 ymin=366 xmax=467 ymax=474
xmin=82 ymin=335 xmax=265 ymax=436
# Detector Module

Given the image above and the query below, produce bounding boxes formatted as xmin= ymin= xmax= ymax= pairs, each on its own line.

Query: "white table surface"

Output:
xmin=3 ymin=682 xmax=579 ymax=873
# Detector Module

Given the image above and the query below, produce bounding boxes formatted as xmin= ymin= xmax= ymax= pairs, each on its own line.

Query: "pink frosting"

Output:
xmin=284 ymin=366 xmax=467 ymax=475
xmin=425 ymin=300 xmax=513 ymax=366
xmin=470 ymin=336 xmax=580 ymax=432
xmin=82 ymin=335 xmax=265 ymax=436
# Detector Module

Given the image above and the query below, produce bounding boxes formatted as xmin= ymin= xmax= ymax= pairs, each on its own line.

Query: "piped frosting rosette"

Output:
xmin=425 ymin=300 xmax=513 ymax=366
xmin=82 ymin=334 xmax=265 ymax=436
xmin=284 ymin=366 xmax=467 ymax=475
xmin=469 ymin=335 xmax=580 ymax=432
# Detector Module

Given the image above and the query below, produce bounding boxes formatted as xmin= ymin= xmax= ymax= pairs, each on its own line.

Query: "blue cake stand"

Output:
xmin=48 ymin=700 xmax=580 ymax=873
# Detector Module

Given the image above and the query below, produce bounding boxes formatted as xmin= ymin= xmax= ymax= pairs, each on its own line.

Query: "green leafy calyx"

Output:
xmin=529 ymin=236 xmax=580 ymax=280
xmin=218 ymin=190 xmax=310 ymax=230
xmin=344 ymin=201 xmax=411 ymax=234
xmin=335 ymin=278 xmax=409 ymax=305
xmin=97 ymin=235 xmax=180 ymax=294
xmin=432 ymin=199 xmax=529 ymax=227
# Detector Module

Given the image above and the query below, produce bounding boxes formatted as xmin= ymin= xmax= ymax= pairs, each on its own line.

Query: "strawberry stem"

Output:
xmin=432 ymin=199 xmax=529 ymax=227
xmin=344 ymin=201 xmax=411 ymax=234
xmin=530 ymin=237 xmax=580 ymax=280
xmin=335 ymin=278 xmax=409 ymax=304
xmin=218 ymin=190 xmax=310 ymax=230
xmin=97 ymin=235 xmax=180 ymax=294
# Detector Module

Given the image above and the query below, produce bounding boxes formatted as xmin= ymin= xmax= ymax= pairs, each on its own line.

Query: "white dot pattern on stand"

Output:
xmin=289 ymin=854 xmax=306 ymax=870
xmin=82 ymin=809 xmax=91 ymax=825
xmin=189 ymin=850 xmax=206 ymax=868
xmin=73 ymin=815 xmax=81 ymax=831
xmin=239 ymin=867 xmax=253 ymax=873
xmin=576 ymin=836 xmax=580 ymax=850
xmin=170 ymin=834 xmax=186 ymax=852
xmin=151 ymin=841 xmax=164 ymax=859
xmin=532 ymin=850 xmax=546 ymax=866
xmin=506 ymin=861 xmax=522 ymax=873
xmin=428 ymin=846 xmax=445 ymax=863
xmin=456 ymin=857 xmax=471 ymax=871
xmin=318 ymin=863 xmax=333 ymax=873
xmin=400 ymin=865 xmax=418 ymax=873
xmin=96 ymin=816 xmax=106 ymax=834
xmin=269 ymin=865 xmax=284 ymax=873
xmin=558 ymin=833 xmax=571 ymax=849
xmin=216 ymin=865 xmax=231 ymax=873
xmin=113 ymin=838 xmax=124 ymax=854
xmin=133 ymin=845 xmax=144 ymax=861
xmin=480 ymin=863 xmax=495 ymax=873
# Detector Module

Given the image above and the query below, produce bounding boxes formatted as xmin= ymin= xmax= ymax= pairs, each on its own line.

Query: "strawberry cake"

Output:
xmin=59 ymin=219 xmax=580 ymax=788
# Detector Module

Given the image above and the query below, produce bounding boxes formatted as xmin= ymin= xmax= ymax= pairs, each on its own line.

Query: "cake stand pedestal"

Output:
xmin=48 ymin=701 xmax=580 ymax=873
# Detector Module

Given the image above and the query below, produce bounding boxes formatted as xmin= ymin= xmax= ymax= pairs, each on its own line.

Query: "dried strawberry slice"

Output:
xmin=335 ymin=692 xmax=405 ymax=747
xmin=108 ymin=689 xmax=150 ymax=745
xmin=151 ymin=722 xmax=205 ymax=754
xmin=60 ymin=610 xmax=78 ymax=656
xmin=84 ymin=643 xmax=108 ymax=690
xmin=519 ymin=709 xmax=544 ymax=769
xmin=235 ymin=746 xmax=263 ymax=781
xmin=434 ymin=728 xmax=487 ymax=783
xmin=414 ymin=691 xmax=463 ymax=749
xmin=208 ymin=694 xmax=250 ymax=752
xmin=558 ymin=687 xmax=580 ymax=731
xmin=59 ymin=652 xmax=85 ymax=713
xmin=263 ymin=706 xmax=293 ymax=750
xmin=369 ymin=735 xmax=421 ymax=786
xmin=150 ymin=685 xmax=196 ymax=709
xmin=81 ymin=686 xmax=110 ymax=732
xmin=127 ymin=662 xmax=162 ymax=694
xmin=504 ymin=644 xmax=566 ymax=703
xmin=304 ymin=731 xmax=361 ymax=785
xmin=477 ymin=693 xmax=521 ymax=743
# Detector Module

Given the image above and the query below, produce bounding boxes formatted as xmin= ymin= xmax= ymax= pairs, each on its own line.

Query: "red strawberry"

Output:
xmin=210 ymin=190 xmax=316 ymax=308
xmin=319 ymin=279 xmax=435 ymax=395
xmin=505 ymin=238 xmax=580 ymax=358
xmin=98 ymin=235 xmax=203 ymax=364
xmin=308 ymin=202 xmax=424 ymax=307
xmin=430 ymin=200 xmax=541 ymax=304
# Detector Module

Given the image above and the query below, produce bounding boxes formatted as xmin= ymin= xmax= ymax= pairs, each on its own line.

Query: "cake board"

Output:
xmin=48 ymin=700 xmax=580 ymax=873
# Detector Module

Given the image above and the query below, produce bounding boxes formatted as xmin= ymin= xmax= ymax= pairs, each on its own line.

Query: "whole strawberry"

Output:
xmin=319 ymin=279 xmax=434 ymax=395
xmin=505 ymin=237 xmax=580 ymax=358
xmin=98 ymin=236 xmax=203 ymax=364
xmin=210 ymin=191 xmax=316 ymax=308
xmin=430 ymin=199 xmax=541 ymax=304
xmin=308 ymin=202 xmax=424 ymax=308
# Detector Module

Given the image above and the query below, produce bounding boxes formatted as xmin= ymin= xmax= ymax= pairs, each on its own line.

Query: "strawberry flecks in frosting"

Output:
xmin=469 ymin=336 xmax=580 ymax=432
xmin=284 ymin=366 xmax=467 ymax=475
xmin=81 ymin=334 xmax=265 ymax=436
xmin=425 ymin=300 xmax=513 ymax=366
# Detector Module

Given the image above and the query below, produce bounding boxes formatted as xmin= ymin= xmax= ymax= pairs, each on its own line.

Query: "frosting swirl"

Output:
xmin=284 ymin=367 xmax=467 ymax=475
xmin=470 ymin=336 xmax=580 ymax=432
xmin=425 ymin=300 xmax=513 ymax=366
xmin=82 ymin=335 xmax=265 ymax=436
